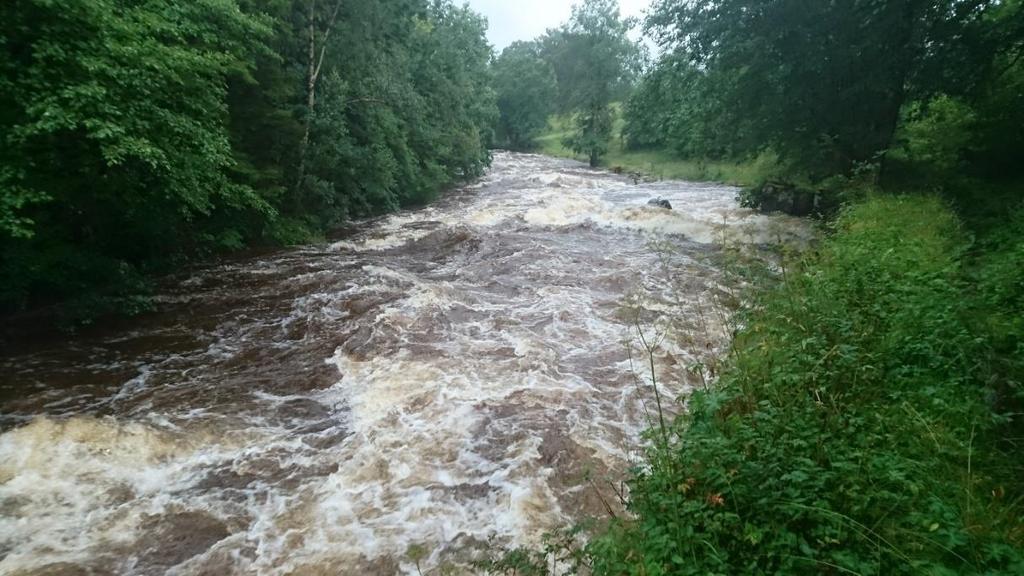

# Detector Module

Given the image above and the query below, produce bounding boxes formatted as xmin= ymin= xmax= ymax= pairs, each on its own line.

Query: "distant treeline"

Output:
xmin=1 ymin=0 xmax=496 ymax=315
xmin=494 ymin=0 xmax=1023 ymax=198
xmin=624 ymin=0 xmax=1024 ymax=193
xmin=492 ymin=0 xmax=643 ymax=165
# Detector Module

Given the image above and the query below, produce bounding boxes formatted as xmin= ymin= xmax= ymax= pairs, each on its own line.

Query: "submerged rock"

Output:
xmin=647 ymin=198 xmax=673 ymax=210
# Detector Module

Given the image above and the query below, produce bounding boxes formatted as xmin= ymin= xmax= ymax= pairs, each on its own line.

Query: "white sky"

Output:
xmin=464 ymin=0 xmax=654 ymax=52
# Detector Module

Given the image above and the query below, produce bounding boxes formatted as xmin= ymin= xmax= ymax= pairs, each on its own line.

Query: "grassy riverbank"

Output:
xmin=482 ymin=191 xmax=1024 ymax=574
xmin=532 ymin=95 xmax=1024 ymax=572
xmin=536 ymin=108 xmax=1022 ymax=575
xmin=535 ymin=111 xmax=763 ymax=187
xmin=584 ymin=194 xmax=1024 ymax=574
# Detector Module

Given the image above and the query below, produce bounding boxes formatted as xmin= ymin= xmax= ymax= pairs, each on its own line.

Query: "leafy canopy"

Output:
xmin=493 ymin=42 xmax=558 ymax=151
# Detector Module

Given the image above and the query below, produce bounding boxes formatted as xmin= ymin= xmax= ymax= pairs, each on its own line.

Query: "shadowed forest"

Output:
xmin=2 ymin=0 xmax=497 ymax=317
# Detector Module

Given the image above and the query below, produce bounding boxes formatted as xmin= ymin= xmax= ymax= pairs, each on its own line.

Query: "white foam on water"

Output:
xmin=0 ymin=417 xmax=244 ymax=572
xmin=0 ymin=152 xmax=811 ymax=575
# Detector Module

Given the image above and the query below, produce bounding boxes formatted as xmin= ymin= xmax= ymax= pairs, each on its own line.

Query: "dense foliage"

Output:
xmin=492 ymin=42 xmax=558 ymax=151
xmin=593 ymin=7 xmax=1024 ymax=570
xmin=620 ymin=52 xmax=704 ymax=155
xmin=627 ymin=0 xmax=1024 ymax=183
xmin=0 ymin=0 xmax=496 ymax=314
xmin=491 ymin=2 xmax=1024 ymax=573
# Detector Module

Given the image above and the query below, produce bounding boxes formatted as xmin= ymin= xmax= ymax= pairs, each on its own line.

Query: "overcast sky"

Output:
xmin=464 ymin=0 xmax=654 ymax=52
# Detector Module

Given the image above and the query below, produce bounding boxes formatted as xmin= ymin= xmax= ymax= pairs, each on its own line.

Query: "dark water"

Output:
xmin=0 ymin=153 xmax=807 ymax=575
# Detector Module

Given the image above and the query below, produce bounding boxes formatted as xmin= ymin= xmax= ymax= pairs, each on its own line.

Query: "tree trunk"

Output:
xmin=876 ymin=0 xmax=926 ymax=185
xmin=294 ymin=13 xmax=317 ymax=194
xmin=294 ymin=0 xmax=341 ymax=194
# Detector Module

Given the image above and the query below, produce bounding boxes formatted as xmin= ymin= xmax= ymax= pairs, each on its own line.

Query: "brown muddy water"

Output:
xmin=0 ymin=153 xmax=807 ymax=575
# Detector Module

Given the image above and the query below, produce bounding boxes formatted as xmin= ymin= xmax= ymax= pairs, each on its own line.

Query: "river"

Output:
xmin=0 ymin=153 xmax=805 ymax=575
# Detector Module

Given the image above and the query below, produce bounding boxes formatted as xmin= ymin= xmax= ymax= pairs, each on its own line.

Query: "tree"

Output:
xmin=0 ymin=0 xmax=498 ymax=314
xmin=294 ymin=0 xmax=343 ymax=192
xmin=645 ymin=0 xmax=1017 ymax=178
xmin=0 ymin=0 xmax=270 ymax=309
xmin=623 ymin=52 xmax=708 ymax=155
xmin=548 ymin=0 xmax=640 ymax=167
xmin=493 ymin=42 xmax=558 ymax=150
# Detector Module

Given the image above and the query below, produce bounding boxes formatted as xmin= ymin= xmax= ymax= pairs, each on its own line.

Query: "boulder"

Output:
xmin=647 ymin=198 xmax=673 ymax=210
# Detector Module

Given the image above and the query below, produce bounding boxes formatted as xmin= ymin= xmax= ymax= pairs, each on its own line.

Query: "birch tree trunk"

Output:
xmin=295 ymin=0 xmax=342 ymax=193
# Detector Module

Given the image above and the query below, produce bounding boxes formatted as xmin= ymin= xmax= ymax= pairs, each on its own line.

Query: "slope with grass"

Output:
xmin=535 ymin=108 xmax=764 ymax=187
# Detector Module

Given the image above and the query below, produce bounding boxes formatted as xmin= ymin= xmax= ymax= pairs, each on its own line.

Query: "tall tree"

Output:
xmin=646 ymin=0 xmax=1015 ymax=177
xmin=493 ymin=41 xmax=558 ymax=150
xmin=553 ymin=0 xmax=640 ymax=166
xmin=295 ymin=0 xmax=343 ymax=193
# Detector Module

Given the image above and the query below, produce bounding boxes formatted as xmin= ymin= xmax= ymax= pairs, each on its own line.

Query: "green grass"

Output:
xmin=534 ymin=110 xmax=763 ymax=186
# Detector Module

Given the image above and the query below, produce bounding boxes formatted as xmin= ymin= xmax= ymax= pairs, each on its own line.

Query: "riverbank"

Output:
xmin=525 ymin=191 xmax=1024 ymax=574
xmin=490 ymin=108 xmax=1024 ymax=571
xmin=535 ymin=112 xmax=763 ymax=187
xmin=508 ymin=106 xmax=1024 ymax=571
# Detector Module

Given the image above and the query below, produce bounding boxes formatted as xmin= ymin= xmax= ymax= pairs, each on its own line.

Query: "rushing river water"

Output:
xmin=0 ymin=153 xmax=805 ymax=575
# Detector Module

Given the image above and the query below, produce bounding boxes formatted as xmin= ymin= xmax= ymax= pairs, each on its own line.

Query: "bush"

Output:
xmin=968 ymin=205 xmax=1024 ymax=445
xmin=885 ymin=95 xmax=979 ymax=190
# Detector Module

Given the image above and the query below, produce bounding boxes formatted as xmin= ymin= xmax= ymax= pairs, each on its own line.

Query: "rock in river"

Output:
xmin=647 ymin=198 xmax=673 ymax=210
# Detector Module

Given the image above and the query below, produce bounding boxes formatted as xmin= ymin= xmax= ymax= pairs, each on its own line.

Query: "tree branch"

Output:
xmin=313 ymin=0 xmax=343 ymax=82
xmin=342 ymin=97 xmax=389 ymax=107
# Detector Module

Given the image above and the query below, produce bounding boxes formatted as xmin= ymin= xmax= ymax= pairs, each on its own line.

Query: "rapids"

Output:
xmin=0 ymin=153 xmax=807 ymax=575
